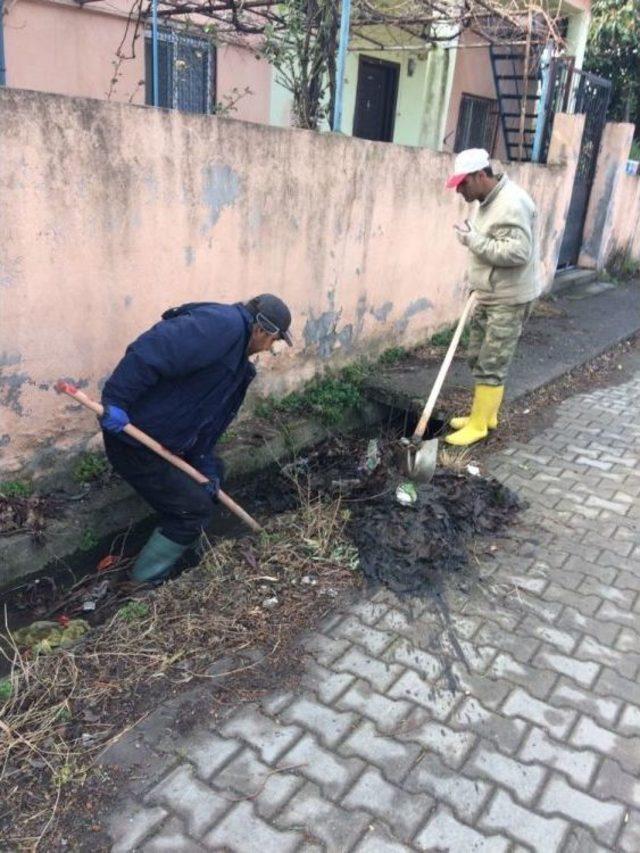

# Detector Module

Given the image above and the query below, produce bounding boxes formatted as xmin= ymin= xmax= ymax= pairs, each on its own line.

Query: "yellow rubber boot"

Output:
xmin=445 ymin=385 xmax=504 ymax=446
xmin=449 ymin=411 xmax=498 ymax=431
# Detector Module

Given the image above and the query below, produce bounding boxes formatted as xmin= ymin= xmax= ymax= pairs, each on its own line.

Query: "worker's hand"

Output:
xmin=100 ymin=405 xmax=130 ymax=433
xmin=454 ymin=220 xmax=473 ymax=246
xmin=203 ymin=477 xmax=221 ymax=501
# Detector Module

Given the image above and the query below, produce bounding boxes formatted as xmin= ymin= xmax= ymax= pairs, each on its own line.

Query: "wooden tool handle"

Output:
xmin=55 ymin=381 xmax=262 ymax=533
xmin=411 ymin=293 xmax=477 ymax=442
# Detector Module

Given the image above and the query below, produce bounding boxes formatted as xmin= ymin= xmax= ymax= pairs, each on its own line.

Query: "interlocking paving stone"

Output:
xmin=110 ymin=802 xmax=167 ymax=853
xmin=336 ymin=679 xmax=414 ymax=732
xmin=404 ymin=753 xmax=491 ymax=821
xmin=208 ymin=746 xmax=302 ymax=819
xmin=518 ymin=726 xmax=600 ymax=791
xmin=202 ymin=801 xmax=302 ymax=851
xmin=414 ymin=805 xmax=509 ymax=852
xmin=280 ymin=732 xmax=364 ymax=800
xmin=593 ymin=757 xmax=640 ymax=809
xmin=339 ymin=719 xmax=422 ymax=783
xmin=479 ymin=789 xmax=569 ymax=850
xmin=219 ymin=706 xmax=302 ymax=764
xmin=501 ymin=687 xmax=576 ymax=738
xmin=466 ymin=742 xmax=547 ymax=806
xmin=618 ymin=703 xmax=640 ymax=736
xmin=142 ymin=818 xmax=204 ymax=852
xmin=275 ymin=781 xmax=371 ymax=851
xmin=449 ymin=697 xmax=528 ymax=754
xmin=145 ymin=766 xmax=229 ymax=838
xmin=538 ymin=775 xmax=625 ymax=846
xmin=341 ymin=767 xmax=433 ymax=841
xmin=176 ymin=730 xmax=241 ymax=782
xmin=549 ymin=677 xmax=621 ymax=726
xmin=106 ymin=370 xmax=640 ymax=853
xmin=280 ymin=695 xmax=356 ymax=747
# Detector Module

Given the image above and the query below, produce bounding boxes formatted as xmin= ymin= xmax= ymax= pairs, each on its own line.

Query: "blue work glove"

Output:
xmin=100 ymin=405 xmax=130 ymax=433
xmin=203 ymin=476 xmax=221 ymax=501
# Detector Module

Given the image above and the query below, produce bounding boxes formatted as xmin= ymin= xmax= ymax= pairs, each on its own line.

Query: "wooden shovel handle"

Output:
xmin=55 ymin=381 xmax=262 ymax=533
xmin=411 ymin=293 xmax=477 ymax=442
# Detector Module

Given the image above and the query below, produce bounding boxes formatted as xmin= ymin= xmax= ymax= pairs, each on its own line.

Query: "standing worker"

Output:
xmin=99 ymin=295 xmax=293 ymax=583
xmin=444 ymin=148 xmax=541 ymax=446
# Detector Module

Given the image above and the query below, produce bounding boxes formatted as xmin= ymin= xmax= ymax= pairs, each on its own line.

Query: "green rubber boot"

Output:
xmin=131 ymin=529 xmax=189 ymax=583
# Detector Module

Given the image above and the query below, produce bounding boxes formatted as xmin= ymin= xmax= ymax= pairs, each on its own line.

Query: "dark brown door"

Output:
xmin=353 ymin=57 xmax=400 ymax=142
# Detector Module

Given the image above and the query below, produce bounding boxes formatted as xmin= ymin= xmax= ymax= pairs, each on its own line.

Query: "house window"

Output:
xmin=145 ymin=29 xmax=215 ymax=114
xmin=454 ymin=94 xmax=499 ymax=154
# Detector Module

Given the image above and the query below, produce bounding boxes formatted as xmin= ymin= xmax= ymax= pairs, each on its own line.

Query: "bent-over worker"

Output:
xmin=100 ymin=294 xmax=293 ymax=583
xmin=445 ymin=148 xmax=541 ymax=446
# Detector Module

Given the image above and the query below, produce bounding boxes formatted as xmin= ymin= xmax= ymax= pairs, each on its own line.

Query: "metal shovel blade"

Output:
xmin=403 ymin=437 xmax=438 ymax=483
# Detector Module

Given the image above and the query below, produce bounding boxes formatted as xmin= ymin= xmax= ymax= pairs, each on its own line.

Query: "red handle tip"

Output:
xmin=55 ymin=380 xmax=77 ymax=395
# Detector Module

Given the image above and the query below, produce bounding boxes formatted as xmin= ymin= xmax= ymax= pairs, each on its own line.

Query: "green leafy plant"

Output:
xmin=79 ymin=529 xmax=98 ymax=551
xmin=255 ymin=362 xmax=368 ymax=425
xmin=431 ymin=325 xmax=471 ymax=348
xmin=118 ymin=601 xmax=150 ymax=623
xmin=585 ymin=1 xmax=639 ymax=127
xmin=217 ymin=430 xmax=238 ymax=445
xmin=0 ymin=678 xmax=12 ymax=703
xmin=0 ymin=480 xmax=33 ymax=499
xmin=378 ymin=346 xmax=408 ymax=366
xmin=73 ymin=452 xmax=109 ymax=484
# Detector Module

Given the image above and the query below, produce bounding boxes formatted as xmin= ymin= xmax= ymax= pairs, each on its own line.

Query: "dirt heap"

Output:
xmin=292 ymin=436 xmax=522 ymax=594
xmin=349 ymin=469 xmax=522 ymax=593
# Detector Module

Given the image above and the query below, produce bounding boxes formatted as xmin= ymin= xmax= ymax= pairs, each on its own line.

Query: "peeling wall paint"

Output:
xmin=0 ymin=88 xmax=585 ymax=477
xmin=202 ymin=164 xmax=242 ymax=229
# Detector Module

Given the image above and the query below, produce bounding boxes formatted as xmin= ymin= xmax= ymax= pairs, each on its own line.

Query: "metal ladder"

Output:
xmin=489 ymin=45 xmax=542 ymax=162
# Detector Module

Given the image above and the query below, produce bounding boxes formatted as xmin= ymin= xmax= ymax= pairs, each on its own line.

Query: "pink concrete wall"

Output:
xmin=0 ymin=89 xmax=582 ymax=477
xmin=4 ymin=0 xmax=145 ymax=103
xmin=3 ymin=0 xmax=272 ymax=122
xmin=216 ymin=45 xmax=271 ymax=125
xmin=594 ymin=173 xmax=640 ymax=268
xmin=579 ymin=122 xmax=636 ymax=269
xmin=443 ymin=30 xmax=507 ymax=161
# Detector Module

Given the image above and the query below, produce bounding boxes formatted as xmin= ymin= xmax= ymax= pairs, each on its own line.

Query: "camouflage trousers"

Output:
xmin=467 ymin=301 xmax=534 ymax=386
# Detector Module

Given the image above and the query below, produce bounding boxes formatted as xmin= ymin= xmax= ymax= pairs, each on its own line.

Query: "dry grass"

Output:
xmin=0 ymin=491 xmax=361 ymax=851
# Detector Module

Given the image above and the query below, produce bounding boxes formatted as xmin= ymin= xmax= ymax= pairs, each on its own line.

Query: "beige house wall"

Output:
xmin=0 ymin=91 xmax=584 ymax=478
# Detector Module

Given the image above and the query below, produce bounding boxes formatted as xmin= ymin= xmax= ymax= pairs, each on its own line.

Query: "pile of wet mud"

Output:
xmin=261 ymin=434 xmax=523 ymax=594
xmin=349 ymin=469 xmax=522 ymax=593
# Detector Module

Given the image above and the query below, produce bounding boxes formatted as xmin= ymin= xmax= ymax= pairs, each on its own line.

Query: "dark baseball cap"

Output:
xmin=245 ymin=294 xmax=293 ymax=347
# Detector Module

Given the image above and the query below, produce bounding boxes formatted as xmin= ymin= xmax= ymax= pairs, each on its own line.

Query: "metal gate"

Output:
xmin=556 ymin=69 xmax=612 ymax=267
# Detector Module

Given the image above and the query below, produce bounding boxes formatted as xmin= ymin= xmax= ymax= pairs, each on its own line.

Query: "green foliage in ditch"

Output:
xmin=79 ymin=528 xmax=99 ymax=551
xmin=0 ymin=480 xmax=34 ymax=499
xmin=117 ymin=601 xmax=151 ymax=623
xmin=377 ymin=346 xmax=408 ymax=366
xmin=254 ymin=346 xmax=412 ymax=425
xmin=73 ymin=452 xmax=109 ymax=484
xmin=430 ymin=324 xmax=471 ymax=349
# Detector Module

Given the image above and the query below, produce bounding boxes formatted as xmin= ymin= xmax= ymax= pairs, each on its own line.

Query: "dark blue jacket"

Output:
xmin=102 ymin=302 xmax=256 ymax=482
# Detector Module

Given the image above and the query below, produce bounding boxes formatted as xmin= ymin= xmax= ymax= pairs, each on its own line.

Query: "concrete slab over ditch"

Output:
xmin=363 ymin=280 xmax=640 ymax=414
